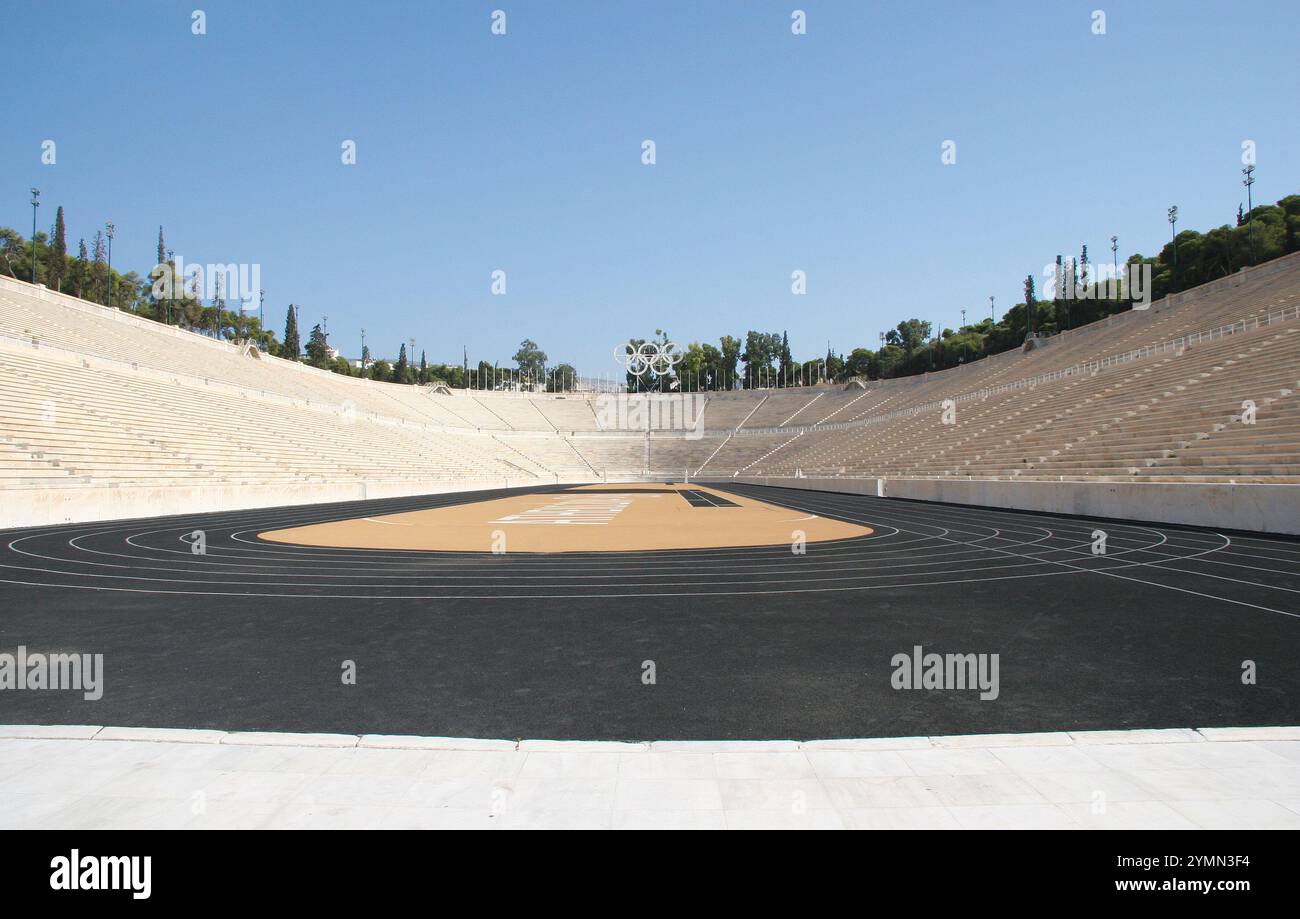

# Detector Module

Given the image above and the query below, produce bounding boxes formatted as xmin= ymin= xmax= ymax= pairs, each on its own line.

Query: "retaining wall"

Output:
xmin=715 ymin=476 xmax=1300 ymax=535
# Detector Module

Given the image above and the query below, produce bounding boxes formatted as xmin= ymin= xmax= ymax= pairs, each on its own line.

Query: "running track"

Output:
xmin=1 ymin=482 xmax=1297 ymax=740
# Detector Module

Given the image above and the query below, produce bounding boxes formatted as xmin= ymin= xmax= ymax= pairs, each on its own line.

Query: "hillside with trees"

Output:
xmin=3 ymin=192 xmax=1297 ymax=391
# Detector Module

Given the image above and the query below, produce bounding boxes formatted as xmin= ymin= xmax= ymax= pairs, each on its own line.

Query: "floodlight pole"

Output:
xmin=1110 ymin=235 xmax=1118 ymax=297
xmin=105 ymin=222 xmax=115 ymax=307
xmin=1168 ymin=205 xmax=1179 ymax=279
xmin=30 ymin=188 xmax=40 ymax=284
xmin=1242 ymin=165 xmax=1256 ymax=265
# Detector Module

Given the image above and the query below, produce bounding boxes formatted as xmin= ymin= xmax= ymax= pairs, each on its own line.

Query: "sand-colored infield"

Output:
xmin=258 ymin=483 xmax=873 ymax=553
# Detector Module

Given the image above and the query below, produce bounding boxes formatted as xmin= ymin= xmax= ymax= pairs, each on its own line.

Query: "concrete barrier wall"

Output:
xmin=0 ymin=475 xmax=618 ymax=530
xmin=715 ymin=476 xmax=1300 ymax=536
xmin=8 ymin=473 xmax=1299 ymax=535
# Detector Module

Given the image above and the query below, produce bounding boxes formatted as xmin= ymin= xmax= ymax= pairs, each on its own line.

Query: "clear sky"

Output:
xmin=3 ymin=0 xmax=1297 ymax=372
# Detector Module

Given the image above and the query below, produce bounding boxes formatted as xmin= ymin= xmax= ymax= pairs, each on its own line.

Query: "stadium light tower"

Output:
xmin=1242 ymin=165 xmax=1256 ymax=264
xmin=166 ymin=249 xmax=175 ymax=325
xmin=360 ymin=328 xmax=367 ymax=372
xmin=30 ymin=188 xmax=40 ymax=284
xmin=258 ymin=288 xmax=265 ymax=336
xmin=1110 ymin=235 xmax=1118 ymax=294
xmin=1168 ymin=205 xmax=1179 ymax=272
xmin=105 ymin=222 xmax=115 ymax=307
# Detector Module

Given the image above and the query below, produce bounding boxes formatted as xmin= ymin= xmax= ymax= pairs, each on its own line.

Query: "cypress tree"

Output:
xmin=74 ymin=239 xmax=89 ymax=298
xmin=283 ymin=305 xmax=301 ymax=359
xmin=45 ymin=206 xmax=67 ymax=291
xmin=393 ymin=343 xmax=409 ymax=383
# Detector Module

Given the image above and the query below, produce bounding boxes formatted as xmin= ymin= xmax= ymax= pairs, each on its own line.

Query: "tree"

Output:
xmin=741 ymin=330 xmax=782 ymax=387
xmin=282 ymin=305 xmax=300 ymax=360
xmin=546 ymin=362 xmax=577 ymax=392
xmin=0 ymin=229 xmax=24 ymax=277
xmin=212 ymin=275 xmax=227 ymax=338
xmin=181 ymin=274 xmax=203 ymax=327
xmin=23 ymin=229 xmax=47 ymax=284
xmin=513 ymin=338 xmax=547 ymax=386
xmin=699 ymin=342 xmax=723 ymax=390
xmin=305 ymin=323 xmax=331 ymax=368
xmin=1280 ymin=195 xmax=1300 ymax=254
xmin=718 ymin=335 xmax=741 ymax=389
xmin=46 ymin=207 xmax=67 ymax=291
xmin=72 ymin=239 xmax=89 ymax=298
xmin=91 ymin=231 xmax=108 ymax=304
xmin=885 ymin=320 xmax=930 ymax=355
xmin=825 ymin=350 xmax=845 ymax=382
xmin=1024 ymin=273 xmax=1039 ymax=333
xmin=114 ymin=272 xmax=145 ymax=312
xmin=393 ymin=343 xmax=410 ymax=383
xmin=677 ymin=342 xmax=706 ymax=392
xmin=778 ymin=331 xmax=793 ymax=386
xmin=150 ymin=227 xmax=167 ymax=321
xmin=844 ymin=347 xmax=875 ymax=380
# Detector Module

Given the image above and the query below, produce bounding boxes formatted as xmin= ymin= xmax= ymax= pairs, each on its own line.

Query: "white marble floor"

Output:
xmin=2 ymin=725 xmax=1299 ymax=830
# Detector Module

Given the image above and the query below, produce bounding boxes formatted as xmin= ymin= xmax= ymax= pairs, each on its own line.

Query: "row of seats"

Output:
xmin=1 ymin=252 xmax=1296 ymax=490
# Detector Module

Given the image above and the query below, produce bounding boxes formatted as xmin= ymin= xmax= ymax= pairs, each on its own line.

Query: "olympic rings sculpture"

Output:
xmin=614 ymin=340 xmax=682 ymax=378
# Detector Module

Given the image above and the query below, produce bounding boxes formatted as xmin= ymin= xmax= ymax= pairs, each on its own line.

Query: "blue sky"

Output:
xmin=3 ymin=0 xmax=1297 ymax=371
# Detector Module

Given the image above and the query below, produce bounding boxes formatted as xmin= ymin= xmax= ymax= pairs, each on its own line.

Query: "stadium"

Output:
xmin=2 ymin=2 xmax=1299 ymax=840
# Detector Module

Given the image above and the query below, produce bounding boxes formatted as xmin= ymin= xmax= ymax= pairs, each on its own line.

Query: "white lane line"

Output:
xmin=722 ymin=485 xmax=1299 ymax=618
xmin=3 ymin=485 xmax=1294 ymax=611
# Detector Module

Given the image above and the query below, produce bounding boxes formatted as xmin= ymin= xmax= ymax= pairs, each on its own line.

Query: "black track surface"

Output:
xmin=1 ymin=482 xmax=1297 ymax=740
